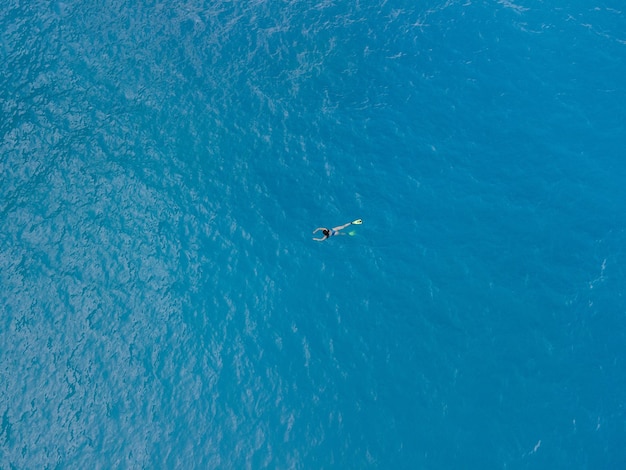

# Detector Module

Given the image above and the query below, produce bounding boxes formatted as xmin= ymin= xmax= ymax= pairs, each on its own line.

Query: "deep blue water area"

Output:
xmin=2 ymin=0 xmax=625 ymax=468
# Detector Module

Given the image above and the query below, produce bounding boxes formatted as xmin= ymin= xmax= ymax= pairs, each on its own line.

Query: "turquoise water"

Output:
xmin=2 ymin=0 xmax=625 ymax=467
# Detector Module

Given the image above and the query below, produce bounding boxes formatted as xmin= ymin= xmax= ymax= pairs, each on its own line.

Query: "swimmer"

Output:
xmin=312 ymin=219 xmax=362 ymax=241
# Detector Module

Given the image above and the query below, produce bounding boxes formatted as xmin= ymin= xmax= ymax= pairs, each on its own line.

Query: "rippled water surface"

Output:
xmin=2 ymin=0 xmax=625 ymax=467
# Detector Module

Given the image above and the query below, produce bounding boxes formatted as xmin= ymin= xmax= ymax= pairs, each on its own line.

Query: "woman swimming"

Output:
xmin=312 ymin=219 xmax=362 ymax=241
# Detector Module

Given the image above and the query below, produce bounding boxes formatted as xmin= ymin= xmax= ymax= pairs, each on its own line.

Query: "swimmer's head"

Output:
xmin=323 ymin=229 xmax=330 ymax=237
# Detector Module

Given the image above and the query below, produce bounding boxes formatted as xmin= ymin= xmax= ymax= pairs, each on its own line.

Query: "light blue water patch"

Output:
xmin=1 ymin=0 xmax=625 ymax=468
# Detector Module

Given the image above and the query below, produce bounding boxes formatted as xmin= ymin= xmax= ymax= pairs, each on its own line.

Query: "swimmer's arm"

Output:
xmin=312 ymin=227 xmax=327 ymax=241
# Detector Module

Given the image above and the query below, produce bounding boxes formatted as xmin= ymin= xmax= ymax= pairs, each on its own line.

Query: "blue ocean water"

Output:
xmin=2 ymin=0 xmax=625 ymax=467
